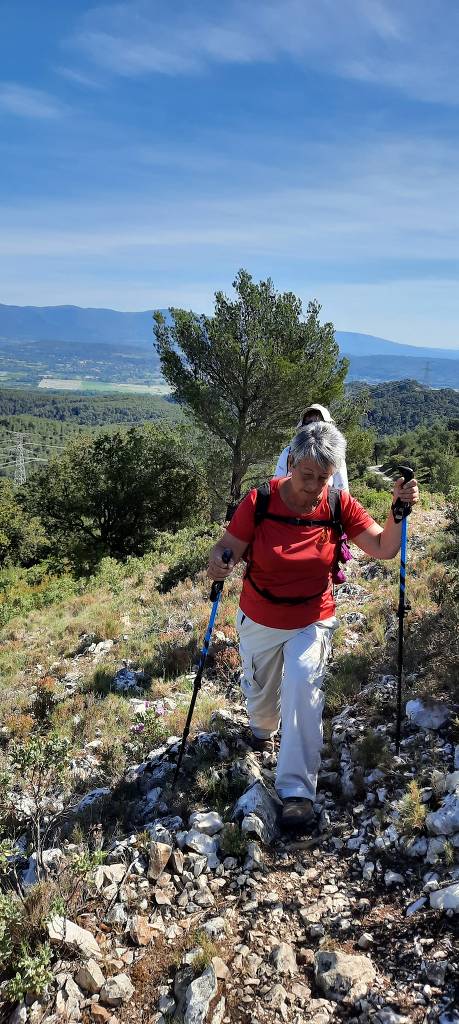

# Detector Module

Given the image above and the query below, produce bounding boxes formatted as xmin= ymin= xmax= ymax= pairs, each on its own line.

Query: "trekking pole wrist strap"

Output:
xmin=391 ymin=500 xmax=411 ymax=523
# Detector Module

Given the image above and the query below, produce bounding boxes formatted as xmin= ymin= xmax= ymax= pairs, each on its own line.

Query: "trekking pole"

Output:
xmin=171 ymin=548 xmax=233 ymax=790
xmin=394 ymin=465 xmax=414 ymax=755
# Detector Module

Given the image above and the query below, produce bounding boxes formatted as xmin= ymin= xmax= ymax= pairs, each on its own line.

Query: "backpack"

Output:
xmin=245 ymin=481 xmax=352 ymax=605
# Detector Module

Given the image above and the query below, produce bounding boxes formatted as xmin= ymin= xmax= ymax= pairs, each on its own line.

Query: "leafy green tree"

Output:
xmin=0 ymin=479 xmax=46 ymax=567
xmin=154 ymin=270 xmax=348 ymax=515
xmin=25 ymin=424 xmax=208 ymax=571
xmin=384 ymin=423 xmax=459 ymax=495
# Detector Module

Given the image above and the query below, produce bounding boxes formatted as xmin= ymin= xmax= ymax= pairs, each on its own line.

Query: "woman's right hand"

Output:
xmin=207 ymin=547 xmax=235 ymax=581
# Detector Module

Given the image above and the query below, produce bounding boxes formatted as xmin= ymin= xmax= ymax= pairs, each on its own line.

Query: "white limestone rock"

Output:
xmin=183 ymin=965 xmax=217 ymax=1024
xmin=429 ymin=883 xmax=459 ymax=912
xmin=100 ymin=973 xmax=135 ymax=1006
xmin=406 ymin=698 xmax=450 ymax=731
xmin=314 ymin=949 xmax=377 ymax=1002
xmin=426 ymin=794 xmax=459 ymax=836
xmin=47 ymin=916 xmax=101 ymax=960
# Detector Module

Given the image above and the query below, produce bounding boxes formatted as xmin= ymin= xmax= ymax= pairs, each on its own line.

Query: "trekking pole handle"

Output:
xmin=392 ymin=465 xmax=414 ymax=522
xmin=399 ymin=465 xmax=414 ymax=485
xmin=209 ymin=549 xmax=233 ymax=601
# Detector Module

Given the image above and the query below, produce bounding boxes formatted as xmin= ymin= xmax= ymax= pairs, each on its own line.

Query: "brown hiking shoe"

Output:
xmin=281 ymin=797 xmax=316 ymax=831
xmin=248 ymin=733 xmax=275 ymax=754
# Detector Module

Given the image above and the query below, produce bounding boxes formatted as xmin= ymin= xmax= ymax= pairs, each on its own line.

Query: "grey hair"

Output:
xmin=289 ymin=421 xmax=346 ymax=474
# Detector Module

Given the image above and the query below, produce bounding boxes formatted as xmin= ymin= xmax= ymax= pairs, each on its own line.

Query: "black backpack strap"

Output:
xmin=245 ymin=568 xmax=329 ymax=605
xmin=254 ymin=481 xmax=271 ymax=526
xmin=327 ymin=487 xmax=342 ymax=530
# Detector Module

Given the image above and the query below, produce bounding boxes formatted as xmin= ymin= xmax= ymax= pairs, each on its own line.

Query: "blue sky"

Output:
xmin=1 ymin=0 xmax=459 ymax=348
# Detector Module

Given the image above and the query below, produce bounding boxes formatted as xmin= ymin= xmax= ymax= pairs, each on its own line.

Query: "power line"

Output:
xmin=0 ymin=427 xmax=65 ymax=450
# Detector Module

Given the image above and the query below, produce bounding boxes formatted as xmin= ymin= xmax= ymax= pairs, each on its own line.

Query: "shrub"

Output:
xmin=25 ymin=424 xmax=210 ymax=571
xmin=2 ymin=736 xmax=72 ymax=877
xmin=32 ymin=677 xmax=57 ymax=722
xmin=157 ymin=524 xmax=221 ymax=593
xmin=190 ymin=930 xmax=218 ymax=974
xmin=398 ymin=780 xmax=427 ymax=833
xmin=218 ymin=822 xmax=249 ymax=859
xmin=353 ymin=729 xmax=391 ymax=770
xmin=6 ymin=942 xmax=53 ymax=1001
xmin=4 ymin=713 xmax=35 ymax=740
xmin=348 ymin=482 xmax=391 ymax=524
xmin=195 ymin=766 xmax=247 ymax=816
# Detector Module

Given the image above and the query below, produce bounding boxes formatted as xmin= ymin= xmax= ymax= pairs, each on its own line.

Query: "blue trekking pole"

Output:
xmin=393 ymin=466 xmax=414 ymax=754
xmin=172 ymin=549 xmax=232 ymax=789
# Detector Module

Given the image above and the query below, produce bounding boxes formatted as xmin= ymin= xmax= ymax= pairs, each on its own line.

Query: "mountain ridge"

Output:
xmin=1 ymin=302 xmax=458 ymax=362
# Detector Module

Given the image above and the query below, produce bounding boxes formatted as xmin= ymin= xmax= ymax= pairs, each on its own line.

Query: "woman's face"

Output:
xmin=290 ymin=457 xmax=332 ymax=503
xmin=302 ymin=412 xmax=323 ymax=426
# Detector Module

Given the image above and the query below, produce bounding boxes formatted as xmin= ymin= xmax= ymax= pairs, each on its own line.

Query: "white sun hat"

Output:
xmin=295 ymin=403 xmax=333 ymax=429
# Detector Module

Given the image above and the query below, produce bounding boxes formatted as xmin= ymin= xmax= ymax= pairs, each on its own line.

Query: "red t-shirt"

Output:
xmin=228 ymin=477 xmax=374 ymax=629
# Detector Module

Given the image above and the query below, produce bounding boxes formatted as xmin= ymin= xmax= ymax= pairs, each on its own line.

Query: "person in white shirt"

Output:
xmin=274 ymin=404 xmax=349 ymax=490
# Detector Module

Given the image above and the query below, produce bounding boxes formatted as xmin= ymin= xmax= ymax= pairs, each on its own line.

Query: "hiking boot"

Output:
xmin=281 ymin=797 xmax=316 ymax=831
xmin=248 ymin=733 xmax=275 ymax=754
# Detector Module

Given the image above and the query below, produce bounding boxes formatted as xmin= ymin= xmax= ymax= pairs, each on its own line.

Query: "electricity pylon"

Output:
xmin=13 ymin=432 xmax=26 ymax=485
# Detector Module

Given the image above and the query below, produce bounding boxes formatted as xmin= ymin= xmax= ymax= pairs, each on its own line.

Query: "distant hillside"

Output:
xmin=352 ymin=380 xmax=459 ymax=434
xmin=0 ymin=388 xmax=180 ymax=426
xmin=347 ymin=354 xmax=459 ymax=389
xmin=0 ymin=303 xmax=164 ymax=347
xmin=336 ymin=331 xmax=458 ymax=361
xmin=1 ymin=302 xmax=458 ymax=359
xmin=1 ymin=302 xmax=458 ymax=391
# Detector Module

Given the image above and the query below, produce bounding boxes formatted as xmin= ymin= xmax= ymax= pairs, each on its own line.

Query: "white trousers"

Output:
xmin=237 ymin=609 xmax=336 ymax=801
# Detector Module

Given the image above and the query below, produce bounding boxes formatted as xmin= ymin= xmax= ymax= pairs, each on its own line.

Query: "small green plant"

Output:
xmin=71 ymin=847 xmax=107 ymax=877
xmin=190 ymin=930 xmax=218 ymax=974
xmin=135 ymin=830 xmax=152 ymax=855
xmin=6 ymin=942 xmax=53 ymax=1001
xmin=195 ymin=766 xmax=247 ymax=817
xmin=218 ymin=822 xmax=249 ymax=859
xmin=98 ymin=740 xmax=126 ymax=782
xmin=353 ymin=728 xmax=391 ymax=770
xmin=443 ymin=840 xmax=455 ymax=867
xmin=325 ymin=652 xmax=371 ymax=714
xmin=0 ymin=836 xmax=20 ymax=875
xmin=0 ymin=892 xmax=22 ymax=969
xmin=132 ymin=706 xmax=169 ymax=749
xmin=398 ymin=779 xmax=427 ymax=833
xmin=32 ymin=676 xmax=57 ymax=722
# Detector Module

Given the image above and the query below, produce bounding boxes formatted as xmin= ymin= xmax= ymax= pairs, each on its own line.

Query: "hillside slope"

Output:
xmin=0 ymin=500 xmax=457 ymax=1023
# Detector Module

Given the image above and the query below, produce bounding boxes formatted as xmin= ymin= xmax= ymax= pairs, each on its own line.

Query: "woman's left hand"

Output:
xmin=393 ymin=476 xmax=419 ymax=506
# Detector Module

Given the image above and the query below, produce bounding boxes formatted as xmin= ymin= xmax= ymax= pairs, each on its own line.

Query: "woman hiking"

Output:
xmin=274 ymin=403 xmax=349 ymax=490
xmin=207 ymin=421 xmax=419 ymax=830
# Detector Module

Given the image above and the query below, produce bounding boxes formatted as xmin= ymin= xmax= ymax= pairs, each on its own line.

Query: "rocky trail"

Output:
xmin=2 ymin=506 xmax=458 ymax=1024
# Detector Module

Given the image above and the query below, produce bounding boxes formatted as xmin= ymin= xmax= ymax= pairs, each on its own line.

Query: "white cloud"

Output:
xmin=0 ymin=83 xmax=65 ymax=119
xmin=1 ymin=132 xmax=459 ymax=345
xmin=1 ymin=134 xmax=457 ymax=260
xmin=66 ymin=0 xmax=459 ymax=104
xmin=55 ymin=66 xmax=102 ymax=89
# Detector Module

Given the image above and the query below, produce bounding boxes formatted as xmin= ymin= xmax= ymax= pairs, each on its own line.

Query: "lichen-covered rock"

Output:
xmin=75 ymin=959 xmax=105 ymax=994
xmin=314 ymin=949 xmax=377 ymax=1001
xmin=426 ymin=794 xmax=459 ymax=836
xmin=183 ymin=965 xmax=217 ymax=1024
xmin=233 ymin=781 xmax=282 ymax=843
xmin=100 ymin=973 xmax=135 ymax=1007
